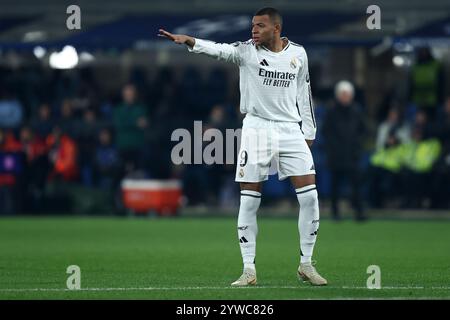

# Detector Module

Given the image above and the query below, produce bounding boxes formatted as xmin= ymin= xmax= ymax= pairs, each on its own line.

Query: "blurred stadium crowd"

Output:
xmin=0 ymin=47 xmax=449 ymax=215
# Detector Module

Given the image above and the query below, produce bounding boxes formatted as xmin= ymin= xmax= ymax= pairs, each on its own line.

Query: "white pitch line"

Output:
xmin=342 ymin=286 xmax=425 ymax=290
xmin=0 ymin=286 xmax=449 ymax=292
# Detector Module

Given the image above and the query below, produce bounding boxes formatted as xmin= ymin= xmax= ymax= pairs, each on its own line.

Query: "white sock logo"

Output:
xmin=366 ymin=265 xmax=381 ymax=289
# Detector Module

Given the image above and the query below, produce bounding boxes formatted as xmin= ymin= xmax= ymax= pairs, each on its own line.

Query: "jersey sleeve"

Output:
xmin=296 ymin=48 xmax=317 ymax=140
xmin=187 ymin=38 xmax=247 ymax=65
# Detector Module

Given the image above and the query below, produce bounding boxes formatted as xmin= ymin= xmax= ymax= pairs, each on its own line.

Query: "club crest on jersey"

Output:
xmin=290 ymin=57 xmax=298 ymax=69
xmin=239 ymin=169 xmax=245 ymax=178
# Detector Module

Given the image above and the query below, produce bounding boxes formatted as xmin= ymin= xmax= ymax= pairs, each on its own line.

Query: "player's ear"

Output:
xmin=274 ymin=23 xmax=282 ymax=34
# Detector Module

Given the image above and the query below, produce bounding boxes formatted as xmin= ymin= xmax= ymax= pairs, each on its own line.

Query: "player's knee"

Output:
xmin=240 ymin=196 xmax=261 ymax=212
xmin=239 ymin=190 xmax=262 ymax=214
xmin=296 ymin=186 xmax=318 ymax=206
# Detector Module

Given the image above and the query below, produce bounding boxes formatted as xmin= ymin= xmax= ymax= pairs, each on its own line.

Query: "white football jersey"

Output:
xmin=187 ymin=37 xmax=317 ymax=140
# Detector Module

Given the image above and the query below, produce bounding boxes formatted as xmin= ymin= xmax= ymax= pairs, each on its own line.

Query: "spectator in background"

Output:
xmin=0 ymin=129 xmax=22 ymax=153
xmin=46 ymin=126 xmax=78 ymax=181
xmin=400 ymin=116 xmax=441 ymax=208
xmin=208 ymin=104 xmax=240 ymax=208
xmin=375 ymin=107 xmax=411 ymax=151
xmin=94 ymin=128 xmax=120 ymax=190
xmin=0 ymin=92 xmax=24 ymax=129
xmin=19 ymin=126 xmax=48 ymax=172
xmin=93 ymin=127 xmax=122 ymax=212
xmin=18 ymin=126 xmax=49 ymax=212
xmin=76 ymin=108 xmax=99 ymax=187
xmin=369 ymin=131 xmax=404 ymax=208
xmin=204 ymin=105 xmax=230 ymax=205
xmin=409 ymin=47 xmax=444 ymax=120
xmin=59 ymin=99 xmax=77 ymax=138
xmin=31 ymin=103 xmax=54 ymax=139
xmin=370 ymin=109 xmax=442 ymax=209
xmin=0 ymin=129 xmax=23 ymax=214
xmin=113 ymin=83 xmax=148 ymax=172
xmin=208 ymin=105 xmax=226 ymax=129
xmin=323 ymin=80 xmax=366 ymax=221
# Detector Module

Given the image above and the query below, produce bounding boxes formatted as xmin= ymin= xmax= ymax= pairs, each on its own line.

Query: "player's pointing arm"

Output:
xmin=158 ymin=28 xmax=244 ymax=65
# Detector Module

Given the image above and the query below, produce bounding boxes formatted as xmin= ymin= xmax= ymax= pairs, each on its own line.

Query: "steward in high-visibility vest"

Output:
xmin=370 ymin=139 xmax=441 ymax=173
xmin=401 ymin=139 xmax=441 ymax=173
xmin=370 ymin=145 xmax=404 ymax=173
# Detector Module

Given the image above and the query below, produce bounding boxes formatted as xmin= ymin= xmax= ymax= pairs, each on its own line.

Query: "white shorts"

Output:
xmin=235 ymin=113 xmax=316 ymax=182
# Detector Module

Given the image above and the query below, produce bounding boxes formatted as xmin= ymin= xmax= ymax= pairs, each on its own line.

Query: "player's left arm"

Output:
xmin=296 ymin=48 xmax=317 ymax=147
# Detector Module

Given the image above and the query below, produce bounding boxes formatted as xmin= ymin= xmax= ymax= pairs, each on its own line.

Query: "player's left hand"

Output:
xmin=306 ymin=139 xmax=314 ymax=148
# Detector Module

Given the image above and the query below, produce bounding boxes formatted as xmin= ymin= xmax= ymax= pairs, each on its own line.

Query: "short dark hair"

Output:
xmin=254 ymin=7 xmax=283 ymax=27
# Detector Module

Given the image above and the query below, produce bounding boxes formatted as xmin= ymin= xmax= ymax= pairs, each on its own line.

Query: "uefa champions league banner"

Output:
xmin=0 ymin=12 xmax=366 ymax=51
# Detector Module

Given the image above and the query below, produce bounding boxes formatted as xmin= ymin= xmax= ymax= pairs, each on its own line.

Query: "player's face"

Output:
xmin=251 ymin=15 xmax=278 ymax=46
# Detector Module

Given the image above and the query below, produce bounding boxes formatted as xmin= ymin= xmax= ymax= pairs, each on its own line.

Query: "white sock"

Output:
xmin=237 ymin=190 xmax=261 ymax=268
xmin=296 ymin=184 xmax=320 ymax=264
xmin=244 ymin=263 xmax=256 ymax=271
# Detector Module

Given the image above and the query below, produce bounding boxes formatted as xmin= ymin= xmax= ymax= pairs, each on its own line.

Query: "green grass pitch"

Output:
xmin=0 ymin=216 xmax=449 ymax=299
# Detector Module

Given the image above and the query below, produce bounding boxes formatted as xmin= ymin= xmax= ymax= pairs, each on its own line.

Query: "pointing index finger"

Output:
xmin=158 ymin=29 xmax=175 ymax=41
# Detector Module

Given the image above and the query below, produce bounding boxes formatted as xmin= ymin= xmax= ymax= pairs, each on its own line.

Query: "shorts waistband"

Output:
xmin=245 ymin=113 xmax=296 ymax=124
